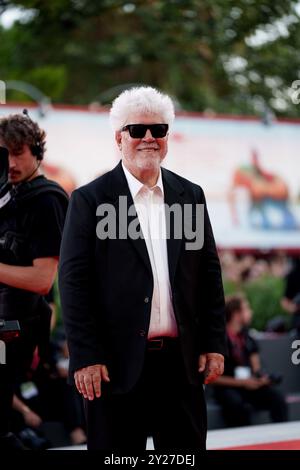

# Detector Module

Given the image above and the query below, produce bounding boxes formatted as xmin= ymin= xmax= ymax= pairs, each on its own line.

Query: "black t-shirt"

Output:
xmin=0 ymin=176 xmax=68 ymax=319
xmin=22 ymin=179 xmax=67 ymax=263
xmin=0 ymin=175 xmax=68 ymax=267
xmin=224 ymin=328 xmax=259 ymax=377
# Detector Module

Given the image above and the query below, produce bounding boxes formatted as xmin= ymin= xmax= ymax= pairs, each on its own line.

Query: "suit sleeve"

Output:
xmin=58 ymin=188 xmax=106 ymax=376
xmin=198 ymin=187 xmax=227 ymax=356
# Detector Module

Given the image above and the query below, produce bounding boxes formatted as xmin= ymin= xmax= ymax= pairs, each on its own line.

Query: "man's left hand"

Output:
xmin=198 ymin=353 xmax=224 ymax=384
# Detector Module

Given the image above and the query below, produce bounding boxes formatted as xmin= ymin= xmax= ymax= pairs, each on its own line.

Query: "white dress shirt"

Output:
xmin=122 ymin=162 xmax=178 ymax=339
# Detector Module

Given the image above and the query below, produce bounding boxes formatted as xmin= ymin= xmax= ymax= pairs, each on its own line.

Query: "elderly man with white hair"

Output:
xmin=59 ymin=86 xmax=226 ymax=450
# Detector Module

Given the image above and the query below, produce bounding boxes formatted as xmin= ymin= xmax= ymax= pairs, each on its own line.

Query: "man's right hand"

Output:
xmin=74 ymin=364 xmax=110 ymax=400
xmin=243 ymin=376 xmax=270 ymax=390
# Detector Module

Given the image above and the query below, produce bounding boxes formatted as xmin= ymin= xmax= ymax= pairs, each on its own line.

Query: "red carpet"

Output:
xmin=222 ymin=439 xmax=300 ymax=450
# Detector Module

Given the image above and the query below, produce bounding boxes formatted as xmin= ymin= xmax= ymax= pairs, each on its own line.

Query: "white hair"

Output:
xmin=109 ymin=86 xmax=175 ymax=131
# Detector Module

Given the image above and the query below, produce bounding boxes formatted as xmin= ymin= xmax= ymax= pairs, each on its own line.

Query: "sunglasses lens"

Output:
xmin=125 ymin=124 xmax=168 ymax=138
xmin=129 ymin=125 xmax=146 ymax=138
xmin=151 ymin=124 xmax=168 ymax=138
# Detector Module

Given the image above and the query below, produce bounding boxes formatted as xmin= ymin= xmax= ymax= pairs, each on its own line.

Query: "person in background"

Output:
xmin=281 ymin=258 xmax=300 ymax=335
xmin=213 ymin=294 xmax=288 ymax=427
xmin=12 ymin=328 xmax=87 ymax=448
xmin=0 ymin=113 xmax=68 ymax=449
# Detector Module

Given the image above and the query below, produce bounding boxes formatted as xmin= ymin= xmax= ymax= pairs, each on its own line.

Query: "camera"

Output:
xmin=0 ymin=146 xmax=9 ymax=189
xmin=17 ymin=428 xmax=50 ymax=450
xmin=268 ymin=373 xmax=283 ymax=385
xmin=0 ymin=146 xmax=11 ymax=209
xmin=254 ymin=370 xmax=283 ymax=385
xmin=0 ymin=319 xmax=20 ymax=342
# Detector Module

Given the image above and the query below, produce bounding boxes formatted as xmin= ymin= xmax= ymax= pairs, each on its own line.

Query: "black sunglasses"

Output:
xmin=121 ymin=123 xmax=168 ymax=139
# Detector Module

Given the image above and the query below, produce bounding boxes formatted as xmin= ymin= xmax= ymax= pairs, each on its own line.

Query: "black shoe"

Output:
xmin=0 ymin=432 xmax=30 ymax=450
xmin=18 ymin=428 xmax=50 ymax=450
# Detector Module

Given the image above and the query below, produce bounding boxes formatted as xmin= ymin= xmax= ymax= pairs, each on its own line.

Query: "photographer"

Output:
xmin=0 ymin=113 xmax=68 ymax=449
xmin=212 ymin=294 xmax=288 ymax=427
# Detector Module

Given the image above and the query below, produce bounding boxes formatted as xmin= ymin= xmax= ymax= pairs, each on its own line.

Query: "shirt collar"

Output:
xmin=122 ymin=161 xmax=164 ymax=200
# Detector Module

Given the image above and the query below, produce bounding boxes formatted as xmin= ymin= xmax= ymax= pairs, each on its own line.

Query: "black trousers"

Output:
xmin=84 ymin=339 xmax=207 ymax=451
xmin=215 ymin=385 xmax=288 ymax=427
xmin=0 ymin=317 xmax=42 ymax=437
xmin=31 ymin=374 xmax=86 ymax=433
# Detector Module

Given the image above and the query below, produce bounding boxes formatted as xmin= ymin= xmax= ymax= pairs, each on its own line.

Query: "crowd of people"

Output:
xmin=220 ymin=250 xmax=289 ymax=284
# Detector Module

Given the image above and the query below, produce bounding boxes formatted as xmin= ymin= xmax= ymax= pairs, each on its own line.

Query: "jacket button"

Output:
xmin=139 ymin=330 xmax=146 ymax=337
xmin=144 ymin=297 xmax=149 ymax=303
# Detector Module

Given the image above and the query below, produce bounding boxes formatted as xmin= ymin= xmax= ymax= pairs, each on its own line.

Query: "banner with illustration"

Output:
xmin=1 ymin=105 xmax=299 ymax=250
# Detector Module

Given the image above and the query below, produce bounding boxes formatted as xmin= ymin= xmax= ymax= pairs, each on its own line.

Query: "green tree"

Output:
xmin=0 ymin=0 xmax=299 ymax=117
xmin=223 ymin=275 xmax=288 ymax=331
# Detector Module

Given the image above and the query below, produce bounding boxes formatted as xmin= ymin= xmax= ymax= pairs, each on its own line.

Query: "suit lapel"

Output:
xmin=162 ymin=168 xmax=185 ymax=288
xmin=105 ymin=162 xmax=185 ymax=282
xmin=106 ymin=161 xmax=152 ymax=275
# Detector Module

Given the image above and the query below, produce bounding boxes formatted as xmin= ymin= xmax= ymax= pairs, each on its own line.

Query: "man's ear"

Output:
xmin=115 ymin=131 xmax=122 ymax=146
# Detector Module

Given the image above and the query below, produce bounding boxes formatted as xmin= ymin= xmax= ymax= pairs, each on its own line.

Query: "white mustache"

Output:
xmin=137 ymin=146 xmax=159 ymax=150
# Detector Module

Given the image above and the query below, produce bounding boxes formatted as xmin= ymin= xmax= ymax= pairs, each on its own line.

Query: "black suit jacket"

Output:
xmin=59 ymin=161 xmax=226 ymax=393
